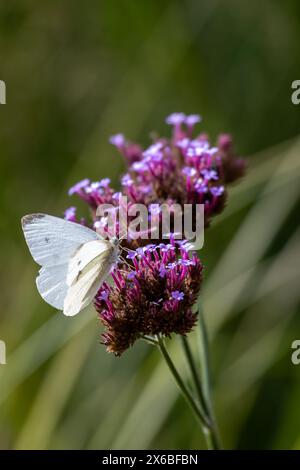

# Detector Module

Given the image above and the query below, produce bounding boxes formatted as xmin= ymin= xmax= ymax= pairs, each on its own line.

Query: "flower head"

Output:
xmin=94 ymin=242 xmax=202 ymax=355
xmin=68 ymin=113 xmax=245 ymax=231
xmin=65 ymin=113 xmax=246 ymax=355
xmin=120 ymin=135 xmax=228 ymax=227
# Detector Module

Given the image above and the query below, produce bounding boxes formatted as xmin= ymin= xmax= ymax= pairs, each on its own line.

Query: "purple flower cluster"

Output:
xmin=68 ymin=177 xmax=114 ymax=211
xmin=65 ymin=113 xmax=246 ymax=354
xmin=66 ymin=113 xmax=245 ymax=233
xmin=94 ymin=240 xmax=202 ymax=355
xmin=109 ymin=112 xmax=245 ymax=227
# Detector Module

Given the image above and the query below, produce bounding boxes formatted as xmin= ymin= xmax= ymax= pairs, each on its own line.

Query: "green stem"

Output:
xmin=156 ymin=335 xmax=212 ymax=435
xmin=197 ymin=306 xmax=222 ymax=449
xmin=197 ymin=307 xmax=213 ymax=410
xmin=180 ymin=336 xmax=209 ymax=416
xmin=141 ymin=334 xmax=159 ymax=346
xmin=180 ymin=335 xmax=221 ymax=449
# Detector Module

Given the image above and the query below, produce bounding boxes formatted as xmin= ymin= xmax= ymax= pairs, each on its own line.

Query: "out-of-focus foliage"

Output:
xmin=0 ymin=0 xmax=300 ymax=449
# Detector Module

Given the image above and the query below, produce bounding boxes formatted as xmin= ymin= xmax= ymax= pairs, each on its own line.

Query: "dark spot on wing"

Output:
xmin=21 ymin=213 xmax=46 ymax=227
xmin=45 ymin=237 xmax=50 ymax=243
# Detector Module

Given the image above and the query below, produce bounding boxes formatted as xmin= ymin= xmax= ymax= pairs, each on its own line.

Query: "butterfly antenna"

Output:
xmin=119 ymin=255 xmax=133 ymax=270
xmin=118 ymin=231 xmax=128 ymax=242
xmin=121 ymin=246 xmax=133 ymax=254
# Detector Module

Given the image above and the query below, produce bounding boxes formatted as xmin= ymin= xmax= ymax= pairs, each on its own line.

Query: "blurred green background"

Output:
xmin=1 ymin=0 xmax=300 ymax=449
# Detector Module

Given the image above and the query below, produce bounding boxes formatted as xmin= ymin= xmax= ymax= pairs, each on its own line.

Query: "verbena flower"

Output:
xmin=115 ymin=113 xmax=245 ymax=227
xmin=94 ymin=240 xmax=202 ymax=355
xmin=67 ymin=113 xmax=245 ymax=230
xmin=65 ymin=113 xmax=246 ymax=355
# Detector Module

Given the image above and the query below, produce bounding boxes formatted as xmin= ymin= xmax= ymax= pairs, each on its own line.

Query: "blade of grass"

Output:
xmin=15 ymin=321 xmax=95 ymax=449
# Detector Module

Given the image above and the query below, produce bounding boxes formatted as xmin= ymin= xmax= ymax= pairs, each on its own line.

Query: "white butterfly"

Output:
xmin=21 ymin=214 xmax=120 ymax=316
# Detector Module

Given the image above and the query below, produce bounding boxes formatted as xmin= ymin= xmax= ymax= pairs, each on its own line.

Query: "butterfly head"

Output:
xmin=110 ymin=236 xmax=121 ymax=247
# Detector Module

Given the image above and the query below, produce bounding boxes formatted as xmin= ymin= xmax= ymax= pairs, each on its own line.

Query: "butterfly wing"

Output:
xmin=22 ymin=213 xmax=106 ymax=312
xmin=36 ymin=264 xmax=69 ymax=310
xmin=63 ymin=241 xmax=117 ymax=316
xmin=66 ymin=239 xmax=112 ymax=286
xmin=21 ymin=213 xmax=100 ymax=267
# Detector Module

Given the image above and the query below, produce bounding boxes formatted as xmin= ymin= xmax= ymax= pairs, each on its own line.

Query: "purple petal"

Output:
xmin=126 ymin=251 xmax=137 ymax=260
xmin=68 ymin=178 xmax=90 ymax=196
xmin=185 ymin=114 xmax=202 ymax=126
xmin=166 ymin=112 xmax=186 ymax=125
xmin=171 ymin=290 xmax=185 ymax=301
xmin=99 ymin=178 xmax=111 ymax=187
xmin=210 ymin=186 xmax=224 ymax=197
xmin=99 ymin=291 xmax=109 ymax=301
xmin=127 ymin=271 xmax=137 ymax=280
xmin=109 ymin=133 xmax=125 ymax=147
xmin=201 ymin=169 xmax=218 ymax=181
xmin=64 ymin=206 xmax=76 ymax=221
xmin=182 ymin=167 xmax=197 ymax=177
xmin=121 ymin=174 xmax=134 ymax=186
